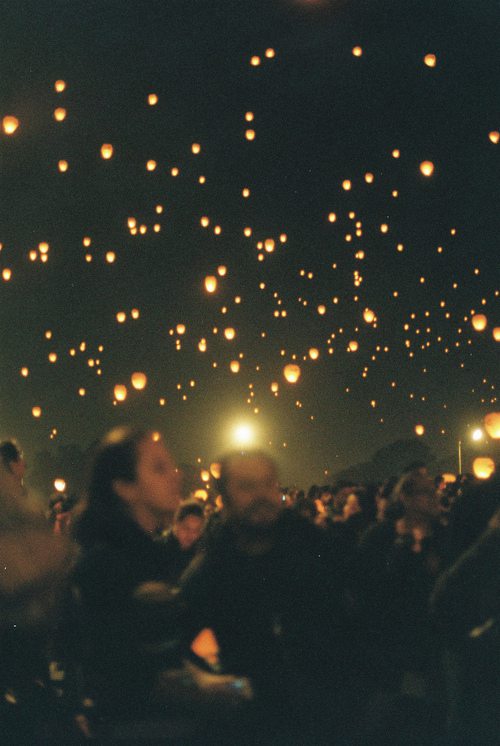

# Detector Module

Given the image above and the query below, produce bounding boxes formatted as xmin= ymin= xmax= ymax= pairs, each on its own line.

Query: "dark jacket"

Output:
xmin=72 ymin=504 xmax=184 ymax=716
xmin=159 ymin=529 xmax=201 ymax=586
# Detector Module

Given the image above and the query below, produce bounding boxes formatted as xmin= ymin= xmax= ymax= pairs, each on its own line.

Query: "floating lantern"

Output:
xmin=105 ymin=251 xmax=116 ymax=264
xmin=217 ymin=265 xmax=227 ymax=277
xmin=364 ymin=172 xmax=374 ymax=183
xmin=423 ymin=54 xmax=437 ymax=67
xmin=114 ymin=384 xmax=127 ymax=402
xmin=352 ymin=46 xmax=363 ymax=57
xmin=473 ymin=457 xmax=495 ymax=480
xmin=204 ymin=275 xmax=217 ymax=293
xmin=176 ymin=324 xmax=186 ymax=335
xmin=54 ymin=479 xmax=66 ymax=493
xmin=348 ymin=340 xmax=359 ymax=352
xmin=100 ymin=143 xmax=114 ymax=159
xmin=489 ymin=131 xmax=500 ymax=144
xmin=53 ymin=108 xmax=67 ymax=122
xmin=54 ymin=80 xmax=66 ymax=92
xmin=230 ymin=361 xmax=240 ymax=373
xmin=148 ymin=93 xmax=158 ymax=106
xmin=131 ymin=372 xmax=147 ymax=390
xmin=191 ymin=143 xmax=201 ymax=154
xmin=420 ymin=160 xmax=434 ymax=176
xmin=471 ymin=314 xmax=487 ymax=331
xmin=2 ymin=268 xmax=12 ymax=281
xmin=271 ymin=382 xmax=279 ymax=393
xmin=415 ymin=424 xmax=425 ymax=436
xmin=2 ymin=115 xmax=19 ymax=135
xmin=224 ymin=327 xmax=236 ymax=340
xmin=317 ymin=305 xmax=326 ymax=315
xmin=58 ymin=160 xmax=69 ymax=172
xmin=264 ymin=238 xmax=275 ymax=253
xmin=245 ymin=129 xmax=256 ymax=141
xmin=342 ymin=180 xmax=352 ymax=191
xmin=116 ymin=312 xmax=127 ymax=323
xmin=283 ymin=364 xmax=301 ymax=383
xmin=250 ymin=55 xmax=261 ymax=66
xmin=492 ymin=327 xmax=500 ymax=342
xmin=484 ymin=412 xmax=500 ymax=439
xmin=309 ymin=348 xmax=319 ymax=360
xmin=328 ymin=212 xmax=337 ymax=222
xmin=20 ymin=367 xmax=29 ymax=377
xmin=32 ymin=406 xmax=42 ymax=418
xmin=363 ymin=308 xmax=375 ymax=324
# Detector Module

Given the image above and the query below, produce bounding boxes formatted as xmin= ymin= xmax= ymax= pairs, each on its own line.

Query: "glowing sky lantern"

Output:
xmin=473 ymin=457 xmax=495 ymax=480
xmin=363 ymin=308 xmax=375 ymax=324
xmin=147 ymin=93 xmax=158 ymax=105
xmin=250 ymin=55 xmax=261 ymax=66
xmin=283 ymin=364 xmax=301 ymax=384
xmin=364 ymin=172 xmax=374 ymax=183
xmin=54 ymin=478 xmax=67 ymax=493
xmin=414 ymin=424 xmax=425 ymax=436
xmin=32 ymin=406 xmax=42 ymax=418
xmin=317 ymin=304 xmax=326 ymax=315
xmin=217 ymin=265 xmax=227 ymax=277
xmin=489 ymin=131 xmax=500 ymax=144
xmin=116 ymin=311 xmax=127 ymax=323
xmin=265 ymin=48 xmax=275 ymax=58
xmin=264 ymin=238 xmax=275 ymax=253
xmin=342 ymin=179 xmax=352 ymax=191
xmin=146 ymin=160 xmax=157 ymax=171
xmin=200 ymin=216 xmax=210 ymax=228
xmin=2 ymin=115 xmax=19 ymax=135
xmin=328 ymin=212 xmax=337 ymax=222
xmin=484 ymin=412 xmax=500 ymax=439
xmin=423 ymin=54 xmax=437 ymax=67
xmin=352 ymin=46 xmax=363 ymax=57
xmin=230 ymin=360 xmax=240 ymax=373
xmin=471 ymin=313 xmax=487 ymax=331
xmin=2 ymin=268 xmax=12 ymax=282
xmin=131 ymin=308 xmax=140 ymax=319
xmin=114 ymin=384 xmax=127 ymax=402
xmin=308 ymin=348 xmax=319 ymax=360
xmin=53 ymin=107 xmax=67 ymax=122
xmin=204 ymin=275 xmax=217 ymax=293
xmin=493 ymin=327 xmax=500 ymax=341
xmin=191 ymin=142 xmax=201 ymax=154
xmin=58 ymin=160 xmax=69 ymax=172
xmin=420 ymin=160 xmax=435 ymax=176
xmin=245 ymin=129 xmax=256 ymax=141
xmin=105 ymin=251 xmax=116 ymax=263
xmin=348 ymin=340 xmax=359 ymax=352
xmin=224 ymin=327 xmax=236 ymax=340
xmin=198 ymin=338 xmax=207 ymax=352
xmin=20 ymin=367 xmax=29 ymax=377
xmin=176 ymin=323 xmax=186 ymax=335
xmin=131 ymin=371 xmax=147 ymax=390
xmin=54 ymin=80 xmax=66 ymax=92
xmin=100 ymin=143 xmax=114 ymax=159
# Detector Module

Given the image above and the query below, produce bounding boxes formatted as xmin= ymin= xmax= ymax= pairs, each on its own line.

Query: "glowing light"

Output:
xmin=363 ymin=308 xmax=375 ymax=324
xmin=2 ymin=268 xmax=12 ymax=282
xmin=250 ymin=55 xmax=261 ymax=66
xmin=473 ymin=457 xmax=495 ymax=480
xmin=230 ymin=360 xmax=240 ymax=373
xmin=424 ymin=54 xmax=437 ymax=67
xmin=131 ymin=372 xmax=147 ymax=390
xmin=489 ymin=131 xmax=500 ymax=144
xmin=283 ymin=364 xmax=301 ymax=383
xmin=53 ymin=108 xmax=67 ymax=122
xmin=58 ymin=160 xmax=69 ymax=172
xmin=471 ymin=428 xmax=484 ymax=442
xmin=146 ymin=160 xmax=157 ymax=171
xmin=54 ymin=80 xmax=66 ymax=92
xmin=100 ymin=143 xmax=114 ymax=159
xmin=191 ymin=142 xmax=201 ymax=154
xmin=54 ymin=479 xmax=66 ymax=492
xmin=493 ymin=327 xmax=500 ymax=341
xmin=114 ymin=384 xmax=127 ymax=402
xmin=224 ymin=327 xmax=236 ymax=340
xmin=308 ymin=348 xmax=319 ymax=360
xmin=148 ymin=93 xmax=158 ymax=106
xmin=415 ymin=424 xmax=425 ymax=436
xmin=233 ymin=423 xmax=254 ymax=446
xmin=32 ymin=406 xmax=42 ymax=418
xmin=471 ymin=314 xmax=487 ymax=331
xmin=420 ymin=160 xmax=435 ymax=177
xmin=217 ymin=265 xmax=227 ymax=276
xmin=352 ymin=46 xmax=363 ymax=57
xmin=204 ymin=275 xmax=217 ymax=293
xmin=484 ymin=412 xmax=500 ymax=439
xmin=342 ymin=179 xmax=352 ymax=191
xmin=105 ymin=251 xmax=116 ymax=264
xmin=245 ymin=129 xmax=256 ymax=141
xmin=348 ymin=340 xmax=359 ymax=352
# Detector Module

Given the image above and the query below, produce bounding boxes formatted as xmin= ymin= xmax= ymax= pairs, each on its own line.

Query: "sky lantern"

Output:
xmin=209 ymin=462 xmax=221 ymax=479
xmin=264 ymin=238 xmax=275 ymax=253
xmin=265 ymin=48 xmax=275 ymax=58
xmin=131 ymin=308 xmax=140 ymax=319
xmin=54 ymin=478 xmax=67 ymax=493
xmin=191 ymin=142 xmax=201 ymax=154
xmin=176 ymin=323 xmax=186 ymax=335
xmin=363 ymin=308 xmax=375 ymax=324
xmin=471 ymin=313 xmax=487 ymax=331
xmin=271 ymin=382 xmax=279 ymax=393
xmin=20 ymin=367 xmax=29 ymax=377
xmin=32 ymin=406 xmax=42 ymax=418
xmin=105 ymin=251 xmax=116 ymax=263
xmin=484 ymin=412 xmax=500 ymax=439
xmin=131 ymin=372 xmax=147 ymax=390
xmin=200 ymin=216 xmax=210 ymax=228
xmin=414 ymin=424 xmax=425 ymax=436
xmin=420 ymin=160 xmax=435 ymax=176
xmin=146 ymin=159 xmax=157 ymax=171
xmin=364 ymin=172 xmax=374 ymax=183
xmin=245 ymin=111 xmax=254 ymax=122
xmin=250 ymin=55 xmax=261 ymax=66
xmin=352 ymin=46 xmax=363 ymax=57
xmin=100 ymin=143 xmax=114 ymax=159
xmin=114 ymin=384 xmax=127 ymax=402
xmin=58 ymin=159 xmax=69 ymax=172
xmin=116 ymin=311 xmax=127 ymax=323
xmin=2 ymin=115 xmax=19 ymax=135
xmin=489 ymin=131 xmax=500 ymax=144
xmin=48 ymin=352 xmax=57 ymax=363
xmin=342 ymin=179 xmax=352 ymax=191
xmin=245 ymin=129 xmax=256 ymax=141
xmin=283 ymin=364 xmax=301 ymax=384
xmin=473 ymin=457 xmax=495 ymax=480
xmin=423 ymin=54 xmax=437 ymax=67
xmin=230 ymin=360 xmax=240 ymax=373
xmin=53 ymin=107 xmax=67 ymax=122
xmin=493 ymin=327 xmax=500 ymax=341
xmin=54 ymin=80 xmax=66 ymax=92
xmin=148 ymin=93 xmax=158 ymax=105
xmin=217 ymin=265 xmax=227 ymax=276
xmin=308 ymin=348 xmax=319 ymax=360
xmin=224 ymin=327 xmax=236 ymax=340
xmin=2 ymin=268 xmax=12 ymax=281
xmin=198 ymin=338 xmax=207 ymax=352
xmin=328 ymin=212 xmax=337 ymax=223
xmin=348 ymin=340 xmax=359 ymax=352
xmin=317 ymin=304 xmax=326 ymax=315
xmin=204 ymin=275 xmax=217 ymax=293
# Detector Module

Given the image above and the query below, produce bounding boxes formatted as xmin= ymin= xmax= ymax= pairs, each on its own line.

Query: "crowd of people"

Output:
xmin=1 ymin=431 xmax=499 ymax=744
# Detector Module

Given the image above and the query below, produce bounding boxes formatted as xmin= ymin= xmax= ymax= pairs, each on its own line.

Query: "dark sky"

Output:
xmin=0 ymin=0 xmax=499 ymax=485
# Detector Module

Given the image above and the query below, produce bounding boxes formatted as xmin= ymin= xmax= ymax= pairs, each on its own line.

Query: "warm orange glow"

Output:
xmin=484 ymin=412 xmax=500 ymax=439
xmin=2 ymin=116 xmax=19 ymax=135
xmin=471 ymin=314 xmax=487 ymax=331
xmin=250 ymin=55 xmax=261 ymax=66
xmin=146 ymin=159 xmax=157 ymax=171
xmin=414 ymin=424 xmax=425 ymax=436
xmin=176 ymin=323 xmax=186 ymax=335
xmin=54 ymin=80 xmax=66 ymax=93
xmin=116 ymin=312 xmax=126 ymax=323
xmin=317 ymin=304 xmax=326 ymax=315
xmin=105 ymin=251 xmax=116 ymax=264
xmin=224 ymin=327 xmax=236 ymax=340
xmin=352 ymin=46 xmax=363 ymax=57
xmin=308 ymin=348 xmax=319 ymax=360
xmin=191 ymin=142 xmax=201 ymax=154
xmin=264 ymin=238 xmax=275 ymax=253
xmin=148 ymin=93 xmax=158 ymax=106
xmin=245 ymin=129 xmax=256 ymax=141
xmin=58 ymin=159 xmax=69 ymax=172
xmin=348 ymin=340 xmax=359 ymax=352
xmin=217 ymin=265 xmax=227 ymax=276
xmin=32 ymin=406 xmax=42 ymax=418
xmin=53 ymin=108 xmax=67 ymax=122
xmin=284 ymin=364 xmax=301 ymax=384
xmin=230 ymin=360 xmax=240 ymax=373
xmin=363 ymin=308 xmax=375 ymax=324
xmin=342 ymin=180 xmax=352 ymax=191
xmin=328 ymin=212 xmax=337 ymax=222
xmin=424 ymin=54 xmax=437 ymax=68
xmin=265 ymin=48 xmax=275 ymax=59
xmin=2 ymin=268 xmax=12 ymax=282
xmin=473 ymin=457 xmax=495 ymax=480
xmin=204 ymin=275 xmax=217 ymax=293
xmin=489 ymin=131 xmax=500 ymax=144
xmin=493 ymin=327 xmax=500 ymax=341
xmin=364 ymin=172 xmax=374 ymax=183
xmin=20 ymin=367 xmax=29 ymax=377
xmin=114 ymin=384 xmax=127 ymax=402
xmin=131 ymin=372 xmax=147 ymax=390
xmin=420 ymin=160 xmax=435 ymax=176
xmin=100 ymin=143 xmax=114 ymax=159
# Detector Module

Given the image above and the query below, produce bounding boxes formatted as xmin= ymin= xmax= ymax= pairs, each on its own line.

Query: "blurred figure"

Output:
xmin=161 ymin=499 xmax=206 ymax=585
xmin=0 ymin=439 xmax=26 ymax=489
xmin=181 ymin=451 xmax=352 ymax=744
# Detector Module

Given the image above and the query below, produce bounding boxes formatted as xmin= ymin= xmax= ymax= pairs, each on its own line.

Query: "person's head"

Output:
xmin=88 ymin=427 xmax=181 ymax=533
xmin=173 ymin=499 xmax=205 ymax=550
xmin=0 ymin=440 xmax=26 ymax=484
xmin=216 ymin=451 xmax=281 ymax=527
xmin=394 ymin=471 xmax=439 ymax=521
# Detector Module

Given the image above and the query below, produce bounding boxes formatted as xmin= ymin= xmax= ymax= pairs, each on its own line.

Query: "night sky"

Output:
xmin=1 ymin=0 xmax=498 ymax=485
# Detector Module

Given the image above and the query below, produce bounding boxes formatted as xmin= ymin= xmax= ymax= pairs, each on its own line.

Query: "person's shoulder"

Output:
xmin=358 ymin=520 xmax=394 ymax=550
